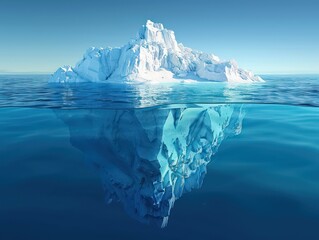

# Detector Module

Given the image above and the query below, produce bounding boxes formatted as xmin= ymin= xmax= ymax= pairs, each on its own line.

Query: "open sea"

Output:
xmin=0 ymin=74 xmax=318 ymax=240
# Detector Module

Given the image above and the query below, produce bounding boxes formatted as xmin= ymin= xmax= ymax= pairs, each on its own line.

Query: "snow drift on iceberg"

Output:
xmin=50 ymin=20 xmax=263 ymax=83
xmin=55 ymin=104 xmax=244 ymax=227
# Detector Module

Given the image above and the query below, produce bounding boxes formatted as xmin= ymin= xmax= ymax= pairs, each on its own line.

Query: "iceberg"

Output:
xmin=50 ymin=20 xmax=263 ymax=83
xmin=55 ymin=104 xmax=244 ymax=227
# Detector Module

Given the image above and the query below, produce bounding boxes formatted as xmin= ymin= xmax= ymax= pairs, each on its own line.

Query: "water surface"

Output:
xmin=0 ymin=75 xmax=318 ymax=239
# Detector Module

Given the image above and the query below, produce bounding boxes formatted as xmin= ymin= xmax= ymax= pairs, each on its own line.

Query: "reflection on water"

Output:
xmin=0 ymin=75 xmax=318 ymax=109
xmin=55 ymin=104 xmax=244 ymax=227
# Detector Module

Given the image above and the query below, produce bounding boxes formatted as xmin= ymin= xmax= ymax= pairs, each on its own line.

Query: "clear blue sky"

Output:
xmin=1 ymin=0 xmax=318 ymax=74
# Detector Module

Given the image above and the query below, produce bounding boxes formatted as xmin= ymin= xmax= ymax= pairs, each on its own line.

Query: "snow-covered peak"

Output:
xmin=50 ymin=20 xmax=263 ymax=83
xmin=137 ymin=20 xmax=179 ymax=51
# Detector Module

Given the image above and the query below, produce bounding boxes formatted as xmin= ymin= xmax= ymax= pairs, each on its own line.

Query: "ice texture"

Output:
xmin=50 ymin=20 xmax=263 ymax=83
xmin=55 ymin=104 xmax=244 ymax=227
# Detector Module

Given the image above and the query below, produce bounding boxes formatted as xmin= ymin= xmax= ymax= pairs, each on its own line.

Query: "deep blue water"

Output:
xmin=0 ymin=75 xmax=318 ymax=239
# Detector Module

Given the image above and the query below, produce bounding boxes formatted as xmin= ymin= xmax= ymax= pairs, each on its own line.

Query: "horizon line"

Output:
xmin=1 ymin=71 xmax=319 ymax=76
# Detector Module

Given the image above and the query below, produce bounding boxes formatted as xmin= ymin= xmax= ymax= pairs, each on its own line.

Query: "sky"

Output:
xmin=0 ymin=0 xmax=318 ymax=74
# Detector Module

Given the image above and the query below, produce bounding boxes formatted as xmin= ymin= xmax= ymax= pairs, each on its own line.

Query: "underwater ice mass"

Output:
xmin=49 ymin=20 xmax=262 ymax=227
xmin=56 ymin=104 xmax=244 ymax=227
xmin=50 ymin=20 xmax=263 ymax=83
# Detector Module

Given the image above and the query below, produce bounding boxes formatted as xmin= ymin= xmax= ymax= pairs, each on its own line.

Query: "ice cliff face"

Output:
xmin=50 ymin=20 xmax=263 ymax=83
xmin=55 ymin=104 xmax=244 ymax=227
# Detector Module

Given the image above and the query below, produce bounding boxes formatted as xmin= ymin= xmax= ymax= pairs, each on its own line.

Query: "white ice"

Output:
xmin=50 ymin=20 xmax=263 ymax=83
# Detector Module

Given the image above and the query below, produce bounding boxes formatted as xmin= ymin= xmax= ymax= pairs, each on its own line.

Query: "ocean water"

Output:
xmin=0 ymin=75 xmax=318 ymax=239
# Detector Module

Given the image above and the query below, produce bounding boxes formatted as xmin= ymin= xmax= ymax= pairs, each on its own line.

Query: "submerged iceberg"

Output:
xmin=50 ymin=20 xmax=262 ymax=83
xmin=55 ymin=104 xmax=244 ymax=227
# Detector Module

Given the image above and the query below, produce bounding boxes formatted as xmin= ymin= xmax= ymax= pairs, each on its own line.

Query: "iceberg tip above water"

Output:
xmin=50 ymin=20 xmax=263 ymax=83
